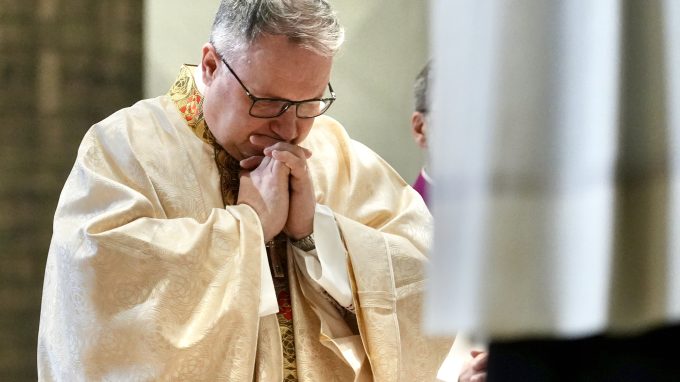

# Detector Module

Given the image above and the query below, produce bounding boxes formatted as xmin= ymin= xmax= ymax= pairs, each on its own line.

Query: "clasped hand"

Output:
xmin=458 ymin=350 xmax=488 ymax=382
xmin=237 ymin=135 xmax=315 ymax=242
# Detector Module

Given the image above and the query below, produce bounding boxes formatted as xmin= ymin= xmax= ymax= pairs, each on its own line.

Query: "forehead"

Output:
xmin=233 ymin=35 xmax=333 ymax=99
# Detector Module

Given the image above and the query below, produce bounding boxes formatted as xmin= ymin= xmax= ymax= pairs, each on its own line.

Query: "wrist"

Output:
xmin=290 ymin=232 xmax=315 ymax=251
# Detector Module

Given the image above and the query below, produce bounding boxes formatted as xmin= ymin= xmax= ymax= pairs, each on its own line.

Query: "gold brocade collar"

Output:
xmin=167 ymin=64 xmax=214 ymax=145
xmin=168 ymin=64 xmax=241 ymax=206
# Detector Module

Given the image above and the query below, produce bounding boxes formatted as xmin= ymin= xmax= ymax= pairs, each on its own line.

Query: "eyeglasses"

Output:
xmin=221 ymin=57 xmax=336 ymax=119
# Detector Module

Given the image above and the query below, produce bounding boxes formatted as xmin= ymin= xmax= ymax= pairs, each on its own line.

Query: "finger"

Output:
xmin=471 ymin=373 xmax=486 ymax=382
xmin=255 ymin=155 xmax=272 ymax=173
xmin=302 ymin=146 xmax=312 ymax=158
xmin=250 ymin=134 xmax=281 ymax=148
xmin=264 ymin=141 xmax=312 ymax=159
xmin=472 ymin=352 xmax=489 ymax=371
xmin=271 ymin=149 xmax=308 ymax=178
xmin=240 ymin=155 xmax=265 ymax=170
xmin=271 ymin=157 xmax=291 ymax=177
xmin=301 ymin=146 xmax=314 ymax=159
xmin=250 ymin=135 xmax=313 ymax=159
xmin=470 ymin=350 xmax=484 ymax=357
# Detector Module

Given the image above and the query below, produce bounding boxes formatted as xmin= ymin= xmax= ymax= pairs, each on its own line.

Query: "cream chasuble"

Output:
xmin=38 ymin=65 xmax=452 ymax=381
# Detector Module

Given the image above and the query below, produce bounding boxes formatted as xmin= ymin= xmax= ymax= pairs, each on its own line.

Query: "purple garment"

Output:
xmin=412 ymin=170 xmax=430 ymax=207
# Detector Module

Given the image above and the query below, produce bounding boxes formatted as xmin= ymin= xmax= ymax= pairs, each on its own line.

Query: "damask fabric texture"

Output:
xmin=38 ymin=67 xmax=452 ymax=380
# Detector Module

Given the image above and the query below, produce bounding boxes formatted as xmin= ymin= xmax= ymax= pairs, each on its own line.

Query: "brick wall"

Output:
xmin=0 ymin=1 xmax=142 ymax=379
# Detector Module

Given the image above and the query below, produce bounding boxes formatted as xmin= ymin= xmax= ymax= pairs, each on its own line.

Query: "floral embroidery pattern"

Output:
xmin=179 ymin=94 xmax=202 ymax=122
xmin=278 ymin=290 xmax=293 ymax=321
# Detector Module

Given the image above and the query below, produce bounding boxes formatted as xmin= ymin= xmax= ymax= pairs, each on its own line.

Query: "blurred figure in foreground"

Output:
xmin=427 ymin=1 xmax=680 ymax=381
xmin=411 ymin=61 xmax=489 ymax=382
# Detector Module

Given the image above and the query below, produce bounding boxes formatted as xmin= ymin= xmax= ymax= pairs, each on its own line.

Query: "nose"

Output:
xmin=271 ymin=106 xmax=299 ymax=142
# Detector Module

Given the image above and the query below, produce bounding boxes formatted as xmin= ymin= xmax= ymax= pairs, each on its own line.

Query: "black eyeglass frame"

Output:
xmin=221 ymin=57 xmax=336 ymax=119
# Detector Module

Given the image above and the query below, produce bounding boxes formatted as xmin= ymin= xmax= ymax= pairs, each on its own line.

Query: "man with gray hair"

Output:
xmin=38 ymin=1 xmax=451 ymax=380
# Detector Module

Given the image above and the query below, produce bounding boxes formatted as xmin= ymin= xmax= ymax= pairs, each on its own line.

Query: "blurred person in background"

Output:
xmin=411 ymin=61 xmax=433 ymax=206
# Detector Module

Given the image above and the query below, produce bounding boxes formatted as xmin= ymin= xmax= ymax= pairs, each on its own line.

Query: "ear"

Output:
xmin=201 ymin=43 xmax=220 ymax=86
xmin=411 ymin=111 xmax=428 ymax=149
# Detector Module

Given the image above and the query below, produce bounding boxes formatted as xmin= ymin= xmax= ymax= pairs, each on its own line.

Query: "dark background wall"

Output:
xmin=0 ymin=1 xmax=142 ymax=379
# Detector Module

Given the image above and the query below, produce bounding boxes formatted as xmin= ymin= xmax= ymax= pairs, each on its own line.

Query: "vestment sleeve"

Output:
xmin=38 ymin=111 xmax=274 ymax=380
xmin=303 ymin=117 xmax=454 ymax=381
xmin=292 ymin=204 xmax=353 ymax=310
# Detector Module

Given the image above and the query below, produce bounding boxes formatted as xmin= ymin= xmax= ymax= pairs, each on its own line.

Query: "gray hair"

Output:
xmin=413 ymin=61 xmax=431 ymax=113
xmin=210 ymin=0 xmax=345 ymax=59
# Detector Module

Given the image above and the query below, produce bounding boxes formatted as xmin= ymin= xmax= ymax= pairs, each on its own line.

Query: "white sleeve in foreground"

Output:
xmin=293 ymin=204 xmax=352 ymax=308
xmin=259 ymin=240 xmax=279 ymax=317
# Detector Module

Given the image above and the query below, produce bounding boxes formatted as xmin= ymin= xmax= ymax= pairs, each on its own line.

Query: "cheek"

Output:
xmin=243 ymin=119 xmax=268 ymax=136
xmin=202 ymin=89 xmax=223 ymax=126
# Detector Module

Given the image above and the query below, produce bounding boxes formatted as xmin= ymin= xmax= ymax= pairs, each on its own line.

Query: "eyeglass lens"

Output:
xmin=250 ymin=99 xmax=331 ymax=118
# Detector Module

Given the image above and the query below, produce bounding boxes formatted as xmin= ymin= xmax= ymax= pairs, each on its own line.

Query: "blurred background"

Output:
xmin=0 ymin=0 xmax=428 ymax=379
